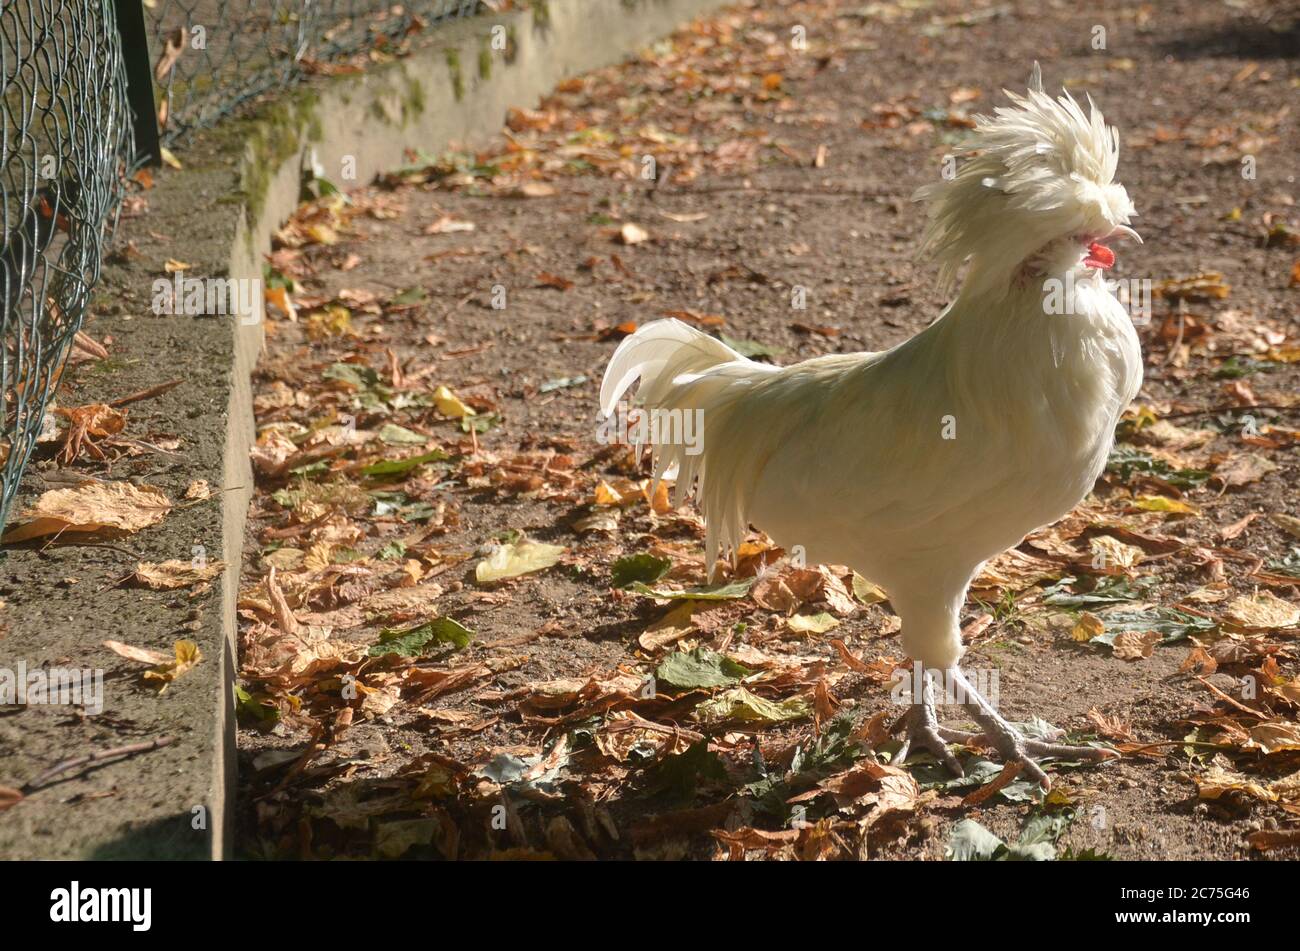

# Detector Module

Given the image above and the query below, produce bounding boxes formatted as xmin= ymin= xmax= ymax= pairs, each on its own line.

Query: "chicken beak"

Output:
xmin=1109 ymin=224 xmax=1143 ymax=244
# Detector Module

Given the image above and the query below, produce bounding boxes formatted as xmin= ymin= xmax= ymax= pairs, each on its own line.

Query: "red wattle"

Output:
xmin=1084 ymin=241 xmax=1115 ymax=269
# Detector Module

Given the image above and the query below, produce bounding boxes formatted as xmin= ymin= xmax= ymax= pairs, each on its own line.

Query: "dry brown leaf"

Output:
xmin=1224 ymin=591 xmax=1300 ymax=629
xmin=1090 ymin=535 xmax=1145 ymax=569
xmin=184 ymin=479 xmax=212 ymax=500
xmin=133 ymin=559 xmax=226 ymax=590
xmin=55 ymin=403 xmax=126 ymax=464
xmin=639 ymin=600 xmax=704 ymax=652
xmin=1086 ymin=708 xmax=1137 ymax=742
xmin=1183 ymin=582 xmax=1233 ymax=604
xmin=2 ymin=481 xmax=171 ymax=543
xmin=1214 ymin=453 xmax=1278 ymax=488
xmin=103 ymin=639 xmax=169 ymax=665
xmin=1271 ymin=513 xmax=1300 ymax=540
xmin=1112 ymin=630 xmax=1161 ymax=660
xmin=1179 ymin=645 xmax=1218 ymax=675
xmin=1242 ymin=721 xmax=1300 ymax=755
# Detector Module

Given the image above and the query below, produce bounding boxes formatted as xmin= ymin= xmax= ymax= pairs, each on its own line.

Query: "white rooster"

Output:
xmin=599 ymin=67 xmax=1143 ymax=786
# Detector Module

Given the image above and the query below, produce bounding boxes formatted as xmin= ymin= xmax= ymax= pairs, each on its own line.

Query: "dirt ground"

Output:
xmin=232 ymin=0 xmax=1300 ymax=860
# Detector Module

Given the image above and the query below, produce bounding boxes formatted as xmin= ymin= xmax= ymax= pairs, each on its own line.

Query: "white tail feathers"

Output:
xmin=599 ymin=318 xmax=777 ymax=578
xmin=599 ymin=318 xmax=745 ymax=417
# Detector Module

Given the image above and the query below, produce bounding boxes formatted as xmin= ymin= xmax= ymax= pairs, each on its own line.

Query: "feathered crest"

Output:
xmin=913 ymin=63 xmax=1127 ymax=293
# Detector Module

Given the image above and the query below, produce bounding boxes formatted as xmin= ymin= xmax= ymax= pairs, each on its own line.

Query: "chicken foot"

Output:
xmin=891 ymin=665 xmax=1117 ymax=790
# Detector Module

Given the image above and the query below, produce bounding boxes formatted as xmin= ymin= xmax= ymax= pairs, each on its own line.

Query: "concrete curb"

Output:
xmin=0 ymin=0 xmax=730 ymax=860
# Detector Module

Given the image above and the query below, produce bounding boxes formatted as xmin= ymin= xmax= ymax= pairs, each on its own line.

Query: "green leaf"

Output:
xmin=368 ymin=617 xmax=474 ymax=657
xmin=693 ymin=687 xmax=810 ymax=725
xmin=1106 ymin=444 xmax=1210 ymax=488
xmin=389 ymin=287 xmax=427 ymax=307
xmin=611 ymin=552 xmax=672 ymax=588
xmin=377 ymin=423 xmax=428 ymax=445
xmin=655 ymin=647 xmax=751 ymax=691
xmin=461 ymin=412 xmax=501 ymax=434
xmin=947 ymin=813 xmax=1065 ymax=861
xmin=627 ymin=578 xmax=754 ymax=601
xmin=640 ymin=740 xmax=728 ymax=801
xmin=234 ymin=684 xmax=278 ymax=723
xmin=361 ymin=449 xmax=449 ymax=478
xmin=1267 ymin=547 xmax=1300 ymax=579
xmin=1088 ymin=607 xmax=1216 ymax=646
xmin=373 ymin=818 xmax=438 ymax=859
xmin=473 ymin=737 xmax=570 ymax=794
xmin=913 ymin=755 xmax=1039 ymax=802
xmin=323 ymin=362 xmax=380 ymax=388
xmin=376 ymin=540 xmax=407 ymax=560
xmin=790 ymin=714 xmax=864 ymax=775
xmin=1058 ymin=845 xmax=1114 ymax=861
xmin=946 ymin=819 xmax=1007 ymax=861
xmin=398 ymin=501 xmax=438 ymax=522
xmin=1213 ymin=356 xmax=1268 ymax=379
xmin=1042 ymin=574 xmax=1150 ymax=607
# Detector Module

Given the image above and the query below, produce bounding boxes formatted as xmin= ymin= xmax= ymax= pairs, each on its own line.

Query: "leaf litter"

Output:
xmin=235 ymin=0 xmax=1300 ymax=860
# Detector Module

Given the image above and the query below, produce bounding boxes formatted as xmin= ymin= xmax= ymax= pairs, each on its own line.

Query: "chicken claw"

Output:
xmin=892 ymin=666 xmax=1117 ymax=791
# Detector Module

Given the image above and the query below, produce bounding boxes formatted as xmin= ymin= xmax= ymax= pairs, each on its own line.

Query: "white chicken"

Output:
xmin=599 ymin=67 xmax=1143 ymax=786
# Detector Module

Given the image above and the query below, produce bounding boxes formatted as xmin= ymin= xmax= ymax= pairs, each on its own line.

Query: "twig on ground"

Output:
xmin=109 ymin=378 xmax=183 ymax=407
xmin=23 ymin=736 xmax=176 ymax=792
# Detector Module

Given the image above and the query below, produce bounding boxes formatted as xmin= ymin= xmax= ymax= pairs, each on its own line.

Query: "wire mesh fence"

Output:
xmin=1 ymin=0 xmax=486 ymax=531
xmin=1 ymin=0 xmax=134 ymax=527
xmin=149 ymin=1 xmax=482 ymax=144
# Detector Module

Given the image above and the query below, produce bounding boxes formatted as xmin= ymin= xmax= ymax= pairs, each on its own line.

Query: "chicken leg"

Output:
xmin=892 ymin=665 xmax=1116 ymax=789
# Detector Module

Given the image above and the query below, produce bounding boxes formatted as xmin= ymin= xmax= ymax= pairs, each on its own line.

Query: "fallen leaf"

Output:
xmin=1071 ymin=612 xmax=1106 ymax=642
xmin=1270 ymin=513 xmax=1300 ymax=540
xmin=639 ymin=600 xmax=706 ymax=652
xmin=142 ymin=640 xmax=202 ymax=691
xmin=432 ymin=385 xmax=476 ymax=418
xmin=3 ymin=481 xmax=171 ymax=543
xmin=510 ymin=182 xmax=556 ymax=198
xmin=1132 ymin=495 xmax=1199 ymax=515
xmin=476 ymin=540 xmax=565 ymax=584
xmin=103 ymin=640 xmax=169 ymax=665
xmin=1224 ymin=591 xmax=1300 ymax=629
xmin=693 ymin=687 xmax=810 ymax=725
xmin=787 ymin=612 xmax=840 ymax=634
xmin=1112 ymin=630 xmax=1161 ymax=660
xmin=1242 ymin=721 xmax=1300 ymax=755
xmin=655 ymin=647 xmax=750 ymax=691
xmin=1090 ymin=535 xmax=1145 ymax=570
xmin=852 ymin=573 xmax=888 ymax=605
xmin=1214 ymin=453 xmax=1278 ymax=488
xmin=133 ymin=559 xmax=226 ymax=589
xmin=184 ymin=480 xmax=212 ymax=500
xmin=369 ymin=618 xmax=474 ymax=656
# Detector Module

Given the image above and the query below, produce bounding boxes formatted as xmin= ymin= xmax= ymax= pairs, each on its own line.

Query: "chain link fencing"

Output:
xmin=148 ymin=1 xmax=482 ymax=144
xmin=1 ymin=0 xmax=486 ymax=530
xmin=1 ymin=0 xmax=134 ymax=527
